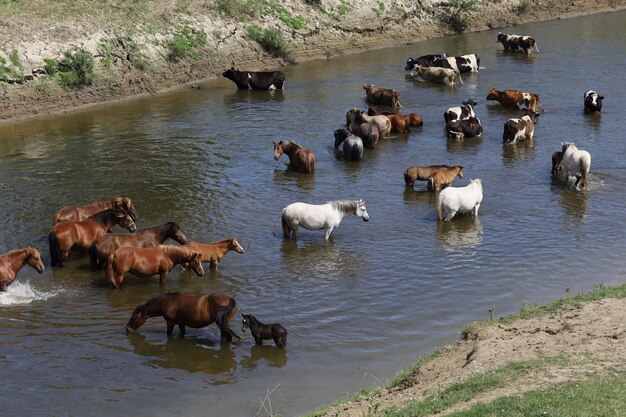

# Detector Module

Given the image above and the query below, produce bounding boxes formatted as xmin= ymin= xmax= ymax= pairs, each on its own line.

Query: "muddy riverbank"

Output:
xmin=0 ymin=0 xmax=623 ymax=124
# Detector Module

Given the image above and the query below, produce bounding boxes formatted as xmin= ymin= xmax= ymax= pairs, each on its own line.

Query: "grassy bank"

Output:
xmin=307 ymin=282 xmax=626 ymax=416
xmin=1 ymin=0 xmax=624 ymax=123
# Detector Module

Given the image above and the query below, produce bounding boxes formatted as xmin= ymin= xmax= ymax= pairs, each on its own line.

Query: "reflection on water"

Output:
xmin=240 ymin=344 xmax=288 ymax=370
xmin=436 ymin=217 xmax=483 ymax=251
xmin=128 ymin=333 xmax=237 ymax=381
xmin=559 ymin=188 xmax=589 ymax=220
xmin=402 ymin=187 xmax=438 ymax=206
xmin=272 ymin=168 xmax=316 ymax=190
xmin=502 ymin=138 xmax=535 ymax=164
xmin=446 ymin=134 xmax=482 ymax=153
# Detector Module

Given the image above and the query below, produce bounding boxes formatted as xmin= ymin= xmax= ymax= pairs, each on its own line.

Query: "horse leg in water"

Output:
xmin=179 ymin=324 xmax=186 ymax=337
xmin=444 ymin=209 xmax=457 ymax=222
xmin=159 ymin=270 xmax=169 ymax=285
xmin=210 ymin=257 xmax=219 ymax=270
xmin=324 ymin=226 xmax=335 ymax=241
xmin=166 ymin=320 xmax=176 ymax=336
xmin=472 ymin=203 xmax=481 ymax=217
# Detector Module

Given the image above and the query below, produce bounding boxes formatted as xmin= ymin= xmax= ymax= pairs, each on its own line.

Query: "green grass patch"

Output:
xmin=382 ymin=357 xmax=566 ymax=417
xmin=167 ymin=26 xmax=207 ymax=62
xmin=301 ymin=387 xmax=379 ymax=417
xmin=463 ymin=283 xmax=626 ymax=339
xmin=441 ymin=0 xmax=480 ymax=33
xmin=49 ymin=49 xmax=95 ymax=89
xmin=446 ymin=373 xmax=626 ymax=417
xmin=246 ymin=25 xmax=292 ymax=61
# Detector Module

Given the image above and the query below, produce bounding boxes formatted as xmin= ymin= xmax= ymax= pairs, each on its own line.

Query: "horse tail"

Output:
xmin=48 ymin=231 xmax=62 ymax=267
xmin=281 ymin=211 xmax=291 ymax=238
xmin=89 ymin=242 xmax=100 ymax=271
xmin=534 ymin=40 xmax=539 ymax=53
xmin=215 ymin=297 xmax=241 ymax=342
xmin=404 ymin=171 xmax=412 ymax=187
xmin=437 ymin=192 xmax=445 ymax=221
xmin=428 ymin=176 xmax=435 ymax=191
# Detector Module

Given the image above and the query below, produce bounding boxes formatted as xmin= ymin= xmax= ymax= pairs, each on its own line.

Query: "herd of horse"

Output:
xmin=1 ymin=30 xmax=602 ymax=348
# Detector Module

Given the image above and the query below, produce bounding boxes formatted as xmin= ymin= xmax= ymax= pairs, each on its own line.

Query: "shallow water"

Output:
xmin=0 ymin=11 xmax=625 ymax=417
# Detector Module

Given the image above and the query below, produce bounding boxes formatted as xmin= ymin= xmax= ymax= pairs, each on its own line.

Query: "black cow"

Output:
xmin=431 ymin=54 xmax=480 ymax=74
xmin=584 ymin=90 xmax=604 ymax=113
xmin=404 ymin=54 xmax=445 ymax=71
xmin=447 ymin=117 xmax=483 ymax=140
xmin=497 ymin=33 xmax=539 ymax=54
xmin=222 ymin=67 xmax=285 ymax=90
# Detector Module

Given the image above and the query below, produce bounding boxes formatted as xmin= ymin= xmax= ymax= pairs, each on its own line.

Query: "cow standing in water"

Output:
xmin=583 ymin=90 xmax=604 ymax=113
xmin=497 ymin=33 xmax=539 ymax=54
xmin=222 ymin=67 xmax=285 ymax=90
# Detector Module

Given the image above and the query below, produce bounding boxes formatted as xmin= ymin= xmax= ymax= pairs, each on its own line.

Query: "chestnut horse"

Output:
xmin=126 ymin=292 xmax=241 ymax=341
xmin=367 ymin=106 xmax=423 ymax=133
xmin=0 ymin=248 xmax=45 ymax=291
xmin=404 ymin=165 xmax=459 ymax=189
xmin=49 ymin=209 xmax=136 ymax=267
xmin=106 ymin=245 xmax=203 ymax=288
xmin=53 ymin=197 xmax=138 ymax=225
xmin=182 ymin=237 xmax=245 ymax=271
xmin=428 ymin=165 xmax=465 ymax=192
xmin=273 ymin=140 xmax=316 ymax=174
xmin=90 ymin=221 xmax=188 ymax=271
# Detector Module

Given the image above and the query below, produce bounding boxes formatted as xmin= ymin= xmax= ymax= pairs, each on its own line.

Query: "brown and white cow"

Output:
xmin=486 ymin=88 xmax=541 ymax=112
xmin=497 ymin=33 xmax=539 ymax=54
xmin=363 ymin=85 xmax=402 ymax=108
xmin=502 ymin=112 xmax=540 ymax=144
xmin=411 ymin=65 xmax=463 ymax=87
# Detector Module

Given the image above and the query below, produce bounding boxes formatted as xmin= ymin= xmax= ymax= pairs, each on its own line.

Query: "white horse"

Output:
xmin=437 ymin=179 xmax=483 ymax=222
xmin=561 ymin=142 xmax=591 ymax=188
xmin=281 ymin=199 xmax=370 ymax=240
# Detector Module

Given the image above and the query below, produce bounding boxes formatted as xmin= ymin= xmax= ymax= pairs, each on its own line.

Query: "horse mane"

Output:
xmin=86 ymin=209 xmax=121 ymax=225
xmin=328 ymin=200 xmax=358 ymax=214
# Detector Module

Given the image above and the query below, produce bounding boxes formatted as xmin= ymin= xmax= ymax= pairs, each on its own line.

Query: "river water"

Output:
xmin=0 ymin=11 xmax=625 ymax=417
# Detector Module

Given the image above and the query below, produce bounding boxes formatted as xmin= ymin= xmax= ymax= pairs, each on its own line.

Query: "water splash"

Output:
xmin=0 ymin=281 xmax=61 ymax=306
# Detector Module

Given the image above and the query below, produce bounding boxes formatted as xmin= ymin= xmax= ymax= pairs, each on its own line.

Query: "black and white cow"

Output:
xmin=447 ymin=117 xmax=483 ymax=140
xmin=584 ymin=90 xmax=604 ymax=113
xmin=222 ymin=67 xmax=285 ymax=90
xmin=444 ymin=99 xmax=477 ymax=124
xmin=432 ymin=54 xmax=480 ymax=74
xmin=404 ymin=54 xmax=445 ymax=71
xmin=497 ymin=33 xmax=539 ymax=54
xmin=502 ymin=112 xmax=540 ymax=144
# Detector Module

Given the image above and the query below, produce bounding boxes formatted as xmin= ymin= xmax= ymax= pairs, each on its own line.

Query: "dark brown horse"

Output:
xmin=428 ymin=165 xmax=465 ymax=192
xmin=90 ymin=221 xmax=187 ymax=271
xmin=53 ymin=197 xmax=138 ymax=225
xmin=182 ymin=237 xmax=244 ymax=271
xmin=49 ymin=209 xmax=136 ymax=267
xmin=273 ymin=140 xmax=316 ymax=174
xmin=551 ymin=151 xmax=564 ymax=175
xmin=106 ymin=245 xmax=203 ymax=288
xmin=0 ymin=248 xmax=45 ymax=291
xmin=126 ymin=292 xmax=240 ymax=341
xmin=242 ymin=313 xmax=287 ymax=348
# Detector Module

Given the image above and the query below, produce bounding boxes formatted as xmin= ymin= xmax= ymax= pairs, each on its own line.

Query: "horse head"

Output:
xmin=456 ymin=166 xmax=464 ymax=179
xmin=26 ymin=247 xmax=44 ymax=273
xmin=334 ymin=129 xmax=350 ymax=148
xmin=273 ymin=141 xmax=286 ymax=160
xmin=356 ymin=199 xmax=370 ymax=222
xmin=186 ymin=250 xmax=204 ymax=277
xmin=167 ymin=222 xmax=187 ymax=244
xmin=126 ymin=304 xmax=147 ymax=333
xmin=561 ymin=142 xmax=575 ymax=153
xmin=115 ymin=210 xmax=136 ymax=233
xmin=229 ymin=238 xmax=245 ymax=254
xmin=241 ymin=313 xmax=252 ymax=332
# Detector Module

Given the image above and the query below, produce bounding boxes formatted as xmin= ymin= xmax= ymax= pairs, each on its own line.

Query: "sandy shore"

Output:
xmin=0 ymin=0 xmax=624 ymax=125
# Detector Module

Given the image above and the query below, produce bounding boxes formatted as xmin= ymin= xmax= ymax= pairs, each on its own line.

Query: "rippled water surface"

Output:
xmin=1 ymin=11 xmax=625 ymax=417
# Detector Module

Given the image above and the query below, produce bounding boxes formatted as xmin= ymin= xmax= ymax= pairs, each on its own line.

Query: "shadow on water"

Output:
xmin=272 ymin=168 xmax=316 ymax=190
xmin=240 ymin=344 xmax=288 ymax=370
xmin=502 ymin=139 xmax=536 ymax=164
xmin=435 ymin=217 xmax=483 ymax=252
xmin=497 ymin=50 xmax=537 ymax=64
xmin=127 ymin=333 xmax=237 ymax=381
xmin=222 ymin=89 xmax=285 ymax=108
xmin=446 ymin=134 xmax=482 ymax=153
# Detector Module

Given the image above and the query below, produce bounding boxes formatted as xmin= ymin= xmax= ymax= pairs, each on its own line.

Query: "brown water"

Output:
xmin=1 ymin=11 xmax=625 ymax=417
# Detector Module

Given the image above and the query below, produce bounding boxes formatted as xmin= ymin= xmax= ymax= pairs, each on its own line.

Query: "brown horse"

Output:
xmin=404 ymin=165 xmax=455 ymax=188
xmin=551 ymin=151 xmax=564 ymax=175
xmin=106 ymin=245 xmax=203 ymax=288
xmin=125 ymin=292 xmax=241 ymax=341
xmin=273 ymin=140 xmax=316 ymax=174
xmin=428 ymin=166 xmax=465 ymax=192
xmin=367 ymin=106 xmax=423 ymax=133
xmin=53 ymin=197 xmax=138 ymax=225
xmin=0 ymin=248 xmax=45 ymax=291
xmin=346 ymin=108 xmax=392 ymax=138
xmin=49 ymin=209 xmax=136 ymax=267
xmin=182 ymin=237 xmax=245 ymax=271
xmin=90 ymin=221 xmax=188 ymax=271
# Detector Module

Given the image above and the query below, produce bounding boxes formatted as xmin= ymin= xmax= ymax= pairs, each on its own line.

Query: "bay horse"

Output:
xmin=428 ymin=165 xmax=465 ymax=192
xmin=273 ymin=140 xmax=316 ymax=174
xmin=561 ymin=142 xmax=591 ymax=188
xmin=126 ymin=292 xmax=241 ymax=342
xmin=281 ymin=199 xmax=370 ymax=241
xmin=346 ymin=108 xmax=392 ymax=138
xmin=0 ymin=247 xmax=45 ymax=291
xmin=404 ymin=165 xmax=458 ymax=189
xmin=53 ymin=197 xmax=138 ymax=225
xmin=49 ymin=209 xmax=136 ymax=267
xmin=106 ymin=245 xmax=203 ymax=288
xmin=242 ymin=314 xmax=287 ymax=348
xmin=367 ymin=106 xmax=423 ymax=133
xmin=437 ymin=179 xmax=483 ymax=222
xmin=182 ymin=237 xmax=245 ymax=271
xmin=551 ymin=151 xmax=564 ymax=175
xmin=90 ymin=221 xmax=187 ymax=271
